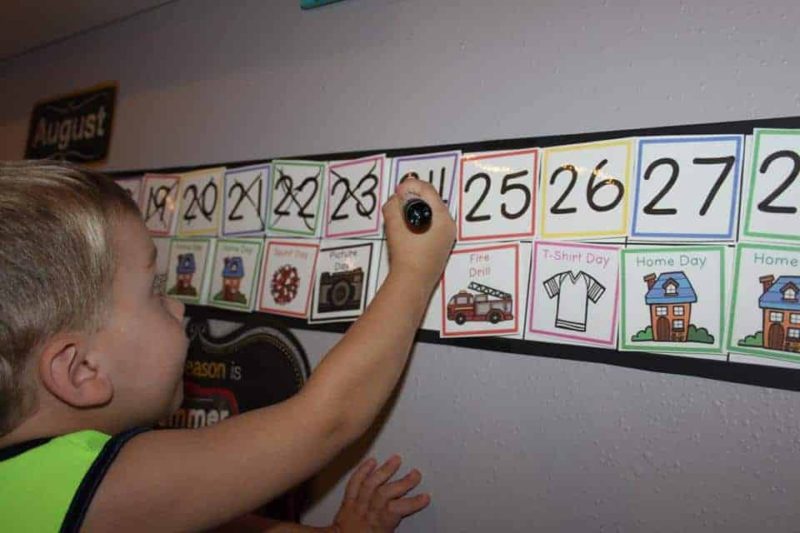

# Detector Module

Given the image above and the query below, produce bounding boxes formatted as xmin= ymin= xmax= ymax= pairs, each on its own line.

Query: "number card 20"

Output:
xmin=540 ymin=139 xmax=633 ymax=239
xmin=458 ymin=149 xmax=538 ymax=242
xmin=177 ymin=167 xmax=225 ymax=237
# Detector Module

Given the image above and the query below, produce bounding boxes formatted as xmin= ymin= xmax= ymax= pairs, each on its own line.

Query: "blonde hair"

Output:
xmin=0 ymin=160 xmax=139 ymax=436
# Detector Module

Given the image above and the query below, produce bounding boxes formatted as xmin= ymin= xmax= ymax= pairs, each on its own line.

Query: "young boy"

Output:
xmin=0 ymin=160 xmax=456 ymax=531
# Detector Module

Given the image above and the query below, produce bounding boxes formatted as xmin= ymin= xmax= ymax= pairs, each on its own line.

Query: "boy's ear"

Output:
xmin=38 ymin=334 xmax=113 ymax=408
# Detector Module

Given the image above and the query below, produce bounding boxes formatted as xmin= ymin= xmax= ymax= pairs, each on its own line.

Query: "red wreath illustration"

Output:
xmin=271 ymin=264 xmax=300 ymax=304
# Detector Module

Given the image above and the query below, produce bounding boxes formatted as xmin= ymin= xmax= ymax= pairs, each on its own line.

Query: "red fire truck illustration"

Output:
xmin=447 ymin=282 xmax=514 ymax=325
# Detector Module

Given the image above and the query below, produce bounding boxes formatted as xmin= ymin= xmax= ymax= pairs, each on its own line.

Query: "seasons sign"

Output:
xmin=24 ymin=83 xmax=116 ymax=162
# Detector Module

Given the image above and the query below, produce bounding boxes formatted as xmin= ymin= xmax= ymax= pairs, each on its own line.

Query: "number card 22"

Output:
xmin=267 ymin=160 xmax=326 ymax=238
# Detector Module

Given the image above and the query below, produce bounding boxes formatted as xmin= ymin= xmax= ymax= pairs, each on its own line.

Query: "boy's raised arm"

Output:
xmin=82 ymin=179 xmax=455 ymax=532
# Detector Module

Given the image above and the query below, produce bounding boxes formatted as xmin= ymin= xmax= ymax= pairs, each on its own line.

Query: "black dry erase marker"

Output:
xmin=403 ymin=198 xmax=433 ymax=233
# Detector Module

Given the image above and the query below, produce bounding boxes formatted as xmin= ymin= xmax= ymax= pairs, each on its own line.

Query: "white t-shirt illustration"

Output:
xmin=543 ymin=271 xmax=605 ymax=332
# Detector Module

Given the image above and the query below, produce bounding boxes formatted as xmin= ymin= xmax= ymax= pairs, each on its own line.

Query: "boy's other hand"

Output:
xmin=330 ymin=455 xmax=431 ymax=533
xmin=382 ymin=178 xmax=455 ymax=290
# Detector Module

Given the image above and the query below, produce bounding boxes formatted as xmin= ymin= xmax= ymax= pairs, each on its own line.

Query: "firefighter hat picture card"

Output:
xmin=440 ymin=242 xmax=531 ymax=338
xmin=620 ymin=245 xmax=728 ymax=358
xmin=309 ymin=240 xmax=377 ymax=323
xmin=258 ymin=239 xmax=320 ymax=318
xmin=165 ymin=238 xmax=216 ymax=305
xmin=525 ymin=241 xmax=621 ymax=349
xmin=206 ymin=238 xmax=264 ymax=312
xmin=727 ymin=243 xmax=800 ymax=367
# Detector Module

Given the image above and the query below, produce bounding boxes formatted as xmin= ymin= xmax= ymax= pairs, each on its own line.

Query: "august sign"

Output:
xmin=24 ymin=83 xmax=116 ymax=162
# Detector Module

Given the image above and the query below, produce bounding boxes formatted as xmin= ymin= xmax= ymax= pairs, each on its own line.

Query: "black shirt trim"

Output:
xmin=0 ymin=436 xmax=53 ymax=461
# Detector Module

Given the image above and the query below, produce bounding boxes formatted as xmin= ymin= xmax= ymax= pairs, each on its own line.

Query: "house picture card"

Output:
xmin=539 ymin=139 xmax=634 ymax=240
xmin=727 ymin=242 xmax=800 ymax=366
xmin=206 ymin=238 xmax=264 ymax=312
xmin=222 ymin=163 xmax=270 ymax=237
xmin=526 ymin=241 xmax=621 ymax=349
xmin=440 ymin=242 xmax=530 ymax=338
xmin=458 ymin=149 xmax=538 ymax=242
xmin=165 ymin=238 xmax=216 ymax=305
xmin=325 ymin=154 xmax=386 ymax=238
xmin=309 ymin=240 xmax=377 ymax=323
xmin=391 ymin=150 xmax=460 ymax=218
xmin=620 ymin=245 xmax=727 ymax=358
xmin=267 ymin=160 xmax=326 ymax=238
xmin=176 ymin=167 xmax=226 ymax=237
xmin=630 ymin=135 xmax=744 ymax=241
xmin=142 ymin=173 xmax=180 ymax=236
xmin=258 ymin=239 xmax=320 ymax=318
xmin=742 ymin=129 xmax=800 ymax=244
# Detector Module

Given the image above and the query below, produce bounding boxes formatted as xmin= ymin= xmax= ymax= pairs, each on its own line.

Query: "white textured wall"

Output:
xmin=2 ymin=1 xmax=800 ymax=531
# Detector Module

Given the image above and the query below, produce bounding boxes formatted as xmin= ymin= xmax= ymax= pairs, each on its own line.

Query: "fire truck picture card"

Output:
xmin=391 ymin=150 xmax=460 ymax=218
xmin=620 ymin=245 xmax=727 ymax=358
xmin=267 ymin=160 xmax=326 ymax=238
xmin=142 ymin=173 xmax=180 ymax=236
xmin=152 ymin=236 xmax=172 ymax=296
xmin=440 ymin=242 xmax=529 ymax=338
xmin=526 ymin=241 xmax=621 ymax=348
xmin=458 ymin=149 xmax=538 ymax=242
xmin=257 ymin=239 xmax=319 ymax=318
xmin=165 ymin=238 xmax=216 ymax=305
xmin=115 ymin=176 xmax=143 ymax=210
xmin=539 ymin=139 xmax=634 ymax=240
xmin=325 ymin=154 xmax=386 ymax=238
xmin=222 ymin=164 xmax=270 ymax=237
xmin=630 ymin=135 xmax=744 ymax=241
xmin=309 ymin=241 xmax=376 ymax=323
xmin=207 ymin=238 xmax=264 ymax=312
xmin=176 ymin=167 xmax=225 ymax=237
xmin=727 ymin=242 xmax=800 ymax=367
xmin=742 ymin=129 xmax=800 ymax=244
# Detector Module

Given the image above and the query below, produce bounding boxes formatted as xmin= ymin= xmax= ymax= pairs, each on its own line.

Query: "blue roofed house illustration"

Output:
xmin=758 ymin=275 xmax=800 ymax=353
xmin=643 ymin=271 xmax=697 ymax=342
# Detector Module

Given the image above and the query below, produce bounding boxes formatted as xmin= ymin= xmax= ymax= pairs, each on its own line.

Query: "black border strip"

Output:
xmin=112 ymin=115 xmax=800 ymax=392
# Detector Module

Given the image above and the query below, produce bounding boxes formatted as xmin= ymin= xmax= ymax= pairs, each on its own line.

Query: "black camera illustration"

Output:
xmin=317 ymin=267 xmax=364 ymax=313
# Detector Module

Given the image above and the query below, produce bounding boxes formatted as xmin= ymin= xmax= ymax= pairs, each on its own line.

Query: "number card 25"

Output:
xmin=540 ymin=139 xmax=633 ymax=239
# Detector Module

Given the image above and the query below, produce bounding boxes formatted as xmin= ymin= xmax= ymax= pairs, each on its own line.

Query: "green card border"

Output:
xmin=207 ymin=238 xmax=264 ymax=312
xmin=166 ymin=237 xmax=214 ymax=305
xmin=266 ymin=160 xmax=326 ymax=237
xmin=620 ymin=245 xmax=726 ymax=354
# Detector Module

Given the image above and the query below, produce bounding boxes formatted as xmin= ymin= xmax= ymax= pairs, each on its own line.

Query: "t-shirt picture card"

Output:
xmin=540 ymin=139 xmax=634 ymax=240
xmin=177 ymin=167 xmax=226 ymax=237
xmin=258 ymin=239 xmax=319 ymax=318
xmin=392 ymin=150 xmax=460 ymax=218
xmin=742 ymin=129 xmax=800 ymax=244
xmin=526 ymin=241 xmax=620 ymax=349
xmin=222 ymin=163 xmax=270 ymax=237
xmin=630 ymin=135 xmax=744 ymax=241
xmin=728 ymin=242 xmax=800 ymax=368
xmin=440 ymin=242 xmax=527 ymax=338
xmin=310 ymin=240 xmax=376 ymax=323
xmin=207 ymin=238 xmax=264 ymax=312
xmin=142 ymin=173 xmax=180 ymax=236
xmin=325 ymin=154 xmax=386 ymax=238
xmin=166 ymin=238 xmax=216 ymax=305
xmin=620 ymin=245 xmax=727 ymax=359
xmin=458 ymin=149 xmax=538 ymax=243
xmin=267 ymin=160 xmax=326 ymax=238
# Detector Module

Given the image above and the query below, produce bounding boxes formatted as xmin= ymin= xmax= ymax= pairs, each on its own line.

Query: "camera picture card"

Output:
xmin=539 ymin=139 xmax=634 ymax=240
xmin=222 ymin=163 xmax=270 ymax=237
xmin=526 ymin=241 xmax=621 ymax=349
xmin=165 ymin=237 xmax=216 ymax=305
xmin=267 ymin=160 xmax=326 ymax=238
xmin=152 ymin=236 xmax=172 ymax=296
xmin=257 ymin=239 xmax=320 ymax=318
xmin=325 ymin=154 xmax=386 ymax=238
xmin=458 ymin=149 xmax=538 ymax=242
xmin=391 ymin=150 xmax=461 ymax=218
xmin=206 ymin=238 xmax=264 ymax=312
xmin=115 ymin=176 xmax=143 ymax=211
xmin=620 ymin=245 xmax=727 ymax=358
xmin=630 ymin=135 xmax=744 ymax=241
xmin=177 ymin=167 xmax=226 ymax=237
xmin=440 ymin=242 xmax=530 ymax=338
xmin=727 ymin=242 xmax=800 ymax=367
xmin=142 ymin=173 xmax=181 ymax=236
xmin=742 ymin=129 xmax=800 ymax=244
xmin=309 ymin=240 xmax=378 ymax=323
